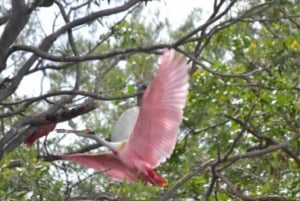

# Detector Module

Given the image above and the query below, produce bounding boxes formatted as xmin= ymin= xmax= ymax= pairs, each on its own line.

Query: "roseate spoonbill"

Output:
xmin=24 ymin=114 xmax=56 ymax=146
xmin=58 ymin=49 xmax=189 ymax=186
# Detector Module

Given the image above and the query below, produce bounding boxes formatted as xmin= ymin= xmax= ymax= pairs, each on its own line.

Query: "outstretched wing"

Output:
xmin=111 ymin=106 xmax=139 ymax=142
xmin=122 ymin=49 xmax=189 ymax=168
xmin=59 ymin=153 xmax=136 ymax=182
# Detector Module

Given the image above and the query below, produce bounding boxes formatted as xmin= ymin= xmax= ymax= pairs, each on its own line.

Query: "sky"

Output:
xmin=148 ymin=0 xmax=212 ymax=28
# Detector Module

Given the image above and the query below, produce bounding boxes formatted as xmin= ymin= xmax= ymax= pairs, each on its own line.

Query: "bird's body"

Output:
xmin=59 ymin=49 xmax=189 ymax=186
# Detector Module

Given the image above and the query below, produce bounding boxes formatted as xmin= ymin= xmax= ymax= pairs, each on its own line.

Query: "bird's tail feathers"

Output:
xmin=139 ymin=166 xmax=168 ymax=187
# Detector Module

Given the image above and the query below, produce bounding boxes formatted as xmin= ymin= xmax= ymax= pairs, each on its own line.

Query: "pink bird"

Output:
xmin=24 ymin=114 xmax=56 ymax=146
xmin=59 ymin=49 xmax=189 ymax=186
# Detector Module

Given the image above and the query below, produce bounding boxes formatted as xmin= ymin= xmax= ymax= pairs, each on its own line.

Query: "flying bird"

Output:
xmin=59 ymin=49 xmax=189 ymax=186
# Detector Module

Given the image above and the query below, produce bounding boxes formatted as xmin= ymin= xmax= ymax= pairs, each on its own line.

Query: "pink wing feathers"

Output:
xmin=59 ymin=153 xmax=137 ymax=182
xmin=121 ymin=50 xmax=189 ymax=168
xmin=59 ymin=153 xmax=166 ymax=186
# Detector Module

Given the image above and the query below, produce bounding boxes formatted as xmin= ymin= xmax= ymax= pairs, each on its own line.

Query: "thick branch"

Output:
xmin=0 ymin=0 xmax=31 ymax=72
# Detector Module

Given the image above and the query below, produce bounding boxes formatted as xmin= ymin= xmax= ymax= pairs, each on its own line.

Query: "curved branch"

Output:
xmin=0 ymin=90 xmax=142 ymax=118
xmin=161 ymin=131 xmax=300 ymax=200
xmin=8 ymin=43 xmax=170 ymax=62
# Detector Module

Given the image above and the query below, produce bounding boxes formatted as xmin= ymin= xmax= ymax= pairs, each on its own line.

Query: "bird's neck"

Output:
xmin=101 ymin=139 xmax=128 ymax=154
xmin=109 ymin=140 xmax=128 ymax=152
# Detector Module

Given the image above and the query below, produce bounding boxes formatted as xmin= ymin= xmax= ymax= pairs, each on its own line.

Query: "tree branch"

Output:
xmin=161 ymin=131 xmax=300 ymax=200
xmin=0 ymin=99 xmax=99 ymax=158
xmin=0 ymin=0 xmax=31 ymax=72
